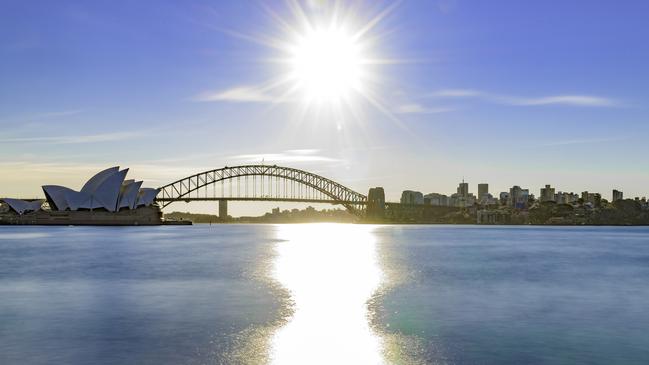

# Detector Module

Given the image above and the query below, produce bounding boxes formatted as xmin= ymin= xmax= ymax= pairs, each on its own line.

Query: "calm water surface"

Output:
xmin=1 ymin=224 xmax=648 ymax=364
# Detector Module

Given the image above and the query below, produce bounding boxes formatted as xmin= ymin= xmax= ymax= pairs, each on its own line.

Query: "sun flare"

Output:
xmin=289 ymin=27 xmax=364 ymax=103
xmin=248 ymin=1 xmax=399 ymax=119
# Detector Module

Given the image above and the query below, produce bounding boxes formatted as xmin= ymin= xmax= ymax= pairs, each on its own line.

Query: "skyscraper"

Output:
xmin=509 ymin=185 xmax=530 ymax=209
xmin=540 ymin=185 xmax=555 ymax=202
xmin=478 ymin=183 xmax=489 ymax=199
xmin=457 ymin=179 xmax=469 ymax=198
xmin=613 ymin=189 xmax=624 ymax=202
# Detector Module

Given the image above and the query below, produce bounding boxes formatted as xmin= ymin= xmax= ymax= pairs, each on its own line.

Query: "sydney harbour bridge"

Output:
xmin=155 ymin=165 xmax=383 ymax=217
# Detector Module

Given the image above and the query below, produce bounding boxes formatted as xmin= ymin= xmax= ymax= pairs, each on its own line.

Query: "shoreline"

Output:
xmin=3 ymin=222 xmax=648 ymax=227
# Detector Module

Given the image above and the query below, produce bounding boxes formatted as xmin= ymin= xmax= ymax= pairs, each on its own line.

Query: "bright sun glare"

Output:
xmin=289 ymin=27 xmax=363 ymax=102
xmin=248 ymin=1 xmax=397 ymax=117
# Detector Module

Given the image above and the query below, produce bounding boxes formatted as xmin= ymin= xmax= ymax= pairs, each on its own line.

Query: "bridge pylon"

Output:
xmin=218 ymin=199 xmax=228 ymax=220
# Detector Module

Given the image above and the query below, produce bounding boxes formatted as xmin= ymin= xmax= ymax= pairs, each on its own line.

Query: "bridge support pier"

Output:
xmin=366 ymin=187 xmax=386 ymax=221
xmin=218 ymin=199 xmax=228 ymax=220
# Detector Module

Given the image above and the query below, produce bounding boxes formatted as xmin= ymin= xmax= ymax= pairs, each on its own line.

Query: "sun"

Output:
xmin=236 ymin=1 xmax=399 ymax=120
xmin=288 ymin=27 xmax=363 ymax=103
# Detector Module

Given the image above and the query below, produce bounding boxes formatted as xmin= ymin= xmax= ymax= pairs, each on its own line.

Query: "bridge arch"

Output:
xmin=156 ymin=165 xmax=367 ymax=214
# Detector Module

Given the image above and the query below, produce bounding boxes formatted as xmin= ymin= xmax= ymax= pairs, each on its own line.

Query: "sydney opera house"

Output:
xmin=0 ymin=167 xmax=162 ymax=225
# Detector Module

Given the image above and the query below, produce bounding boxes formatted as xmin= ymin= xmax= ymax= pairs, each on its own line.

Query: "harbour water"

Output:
xmin=1 ymin=224 xmax=649 ymax=364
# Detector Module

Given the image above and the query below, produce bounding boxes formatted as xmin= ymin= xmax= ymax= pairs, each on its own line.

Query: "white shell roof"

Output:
xmin=64 ymin=190 xmax=93 ymax=211
xmin=43 ymin=185 xmax=76 ymax=211
xmin=39 ymin=167 xmax=156 ymax=212
xmin=2 ymin=198 xmax=44 ymax=215
xmin=81 ymin=166 xmax=119 ymax=193
xmin=92 ymin=169 xmax=128 ymax=212
xmin=137 ymin=188 xmax=160 ymax=207
xmin=119 ymin=180 xmax=142 ymax=210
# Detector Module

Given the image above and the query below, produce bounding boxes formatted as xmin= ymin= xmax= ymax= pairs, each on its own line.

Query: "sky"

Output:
xmin=1 ymin=0 xmax=649 ymax=215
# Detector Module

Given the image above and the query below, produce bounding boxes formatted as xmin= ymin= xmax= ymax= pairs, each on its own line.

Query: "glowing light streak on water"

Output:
xmin=269 ymin=224 xmax=385 ymax=364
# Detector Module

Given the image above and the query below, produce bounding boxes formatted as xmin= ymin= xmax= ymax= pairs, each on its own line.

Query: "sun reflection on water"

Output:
xmin=270 ymin=223 xmax=385 ymax=365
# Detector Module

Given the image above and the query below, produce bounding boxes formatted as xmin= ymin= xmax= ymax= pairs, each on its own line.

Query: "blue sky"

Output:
xmin=1 ymin=0 xmax=648 ymax=214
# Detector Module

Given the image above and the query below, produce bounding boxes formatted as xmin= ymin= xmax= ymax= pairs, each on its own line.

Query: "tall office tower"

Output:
xmin=478 ymin=183 xmax=489 ymax=199
xmin=457 ymin=179 xmax=469 ymax=198
xmin=612 ymin=189 xmax=624 ymax=202
xmin=540 ymin=185 xmax=556 ymax=202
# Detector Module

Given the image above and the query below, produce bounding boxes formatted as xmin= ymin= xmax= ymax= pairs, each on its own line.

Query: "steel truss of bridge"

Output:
xmin=156 ymin=165 xmax=367 ymax=214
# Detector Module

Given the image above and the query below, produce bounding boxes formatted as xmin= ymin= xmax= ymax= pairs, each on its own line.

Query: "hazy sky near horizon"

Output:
xmin=1 ymin=0 xmax=649 ymax=214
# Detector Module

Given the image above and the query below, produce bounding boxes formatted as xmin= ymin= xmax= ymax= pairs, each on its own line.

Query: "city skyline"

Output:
xmin=2 ymin=0 xmax=649 ymax=215
xmin=402 ymin=179 xmax=638 ymax=206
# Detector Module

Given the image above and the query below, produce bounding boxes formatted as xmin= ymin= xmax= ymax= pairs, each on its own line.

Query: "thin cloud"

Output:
xmin=540 ymin=137 xmax=626 ymax=146
xmin=0 ymin=132 xmax=140 ymax=144
xmin=394 ymin=103 xmax=453 ymax=114
xmin=0 ymin=109 xmax=84 ymax=124
xmin=507 ymin=95 xmax=617 ymax=107
xmin=428 ymin=89 xmax=481 ymax=98
xmin=285 ymin=149 xmax=321 ymax=154
xmin=230 ymin=149 xmax=340 ymax=164
xmin=428 ymin=89 xmax=619 ymax=107
xmin=194 ymin=85 xmax=280 ymax=103
xmin=31 ymin=109 xmax=85 ymax=119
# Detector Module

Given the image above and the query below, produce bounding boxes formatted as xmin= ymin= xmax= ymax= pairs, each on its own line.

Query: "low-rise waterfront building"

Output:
xmin=499 ymin=192 xmax=510 ymax=205
xmin=555 ymin=191 xmax=579 ymax=205
xmin=613 ymin=189 xmax=624 ymax=202
xmin=477 ymin=209 xmax=511 ymax=224
xmin=581 ymin=191 xmax=602 ymax=207
xmin=449 ymin=193 xmax=476 ymax=208
xmin=424 ymin=193 xmax=449 ymax=207
xmin=540 ymin=185 xmax=555 ymax=202
xmin=508 ymin=185 xmax=530 ymax=209
xmin=400 ymin=190 xmax=424 ymax=205
xmin=478 ymin=193 xmax=498 ymax=206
